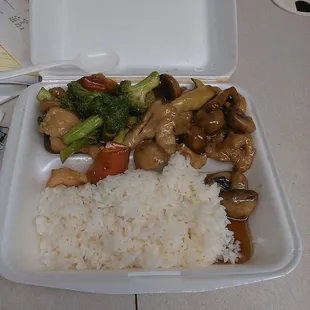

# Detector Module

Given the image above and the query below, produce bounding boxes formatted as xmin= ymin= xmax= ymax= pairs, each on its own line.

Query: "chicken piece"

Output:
xmin=49 ymin=137 xmax=66 ymax=153
xmin=39 ymin=107 xmax=80 ymax=138
xmin=80 ymin=145 xmax=102 ymax=160
xmin=174 ymin=111 xmax=193 ymax=135
xmin=206 ymin=131 xmax=256 ymax=172
xmin=134 ymin=140 xmax=169 ymax=170
xmin=177 ymin=143 xmax=207 ymax=169
xmin=123 ymin=101 xmax=178 ymax=155
xmin=46 ymin=168 xmax=88 ymax=188
xmin=39 ymin=100 xmax=60 ymax=113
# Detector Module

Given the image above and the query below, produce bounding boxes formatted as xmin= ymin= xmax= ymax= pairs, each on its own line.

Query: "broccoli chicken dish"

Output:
xmin=37 ymin=72 xmax=257 ymax=181
xmin=36 ymin=72 xmax=259 ymax=265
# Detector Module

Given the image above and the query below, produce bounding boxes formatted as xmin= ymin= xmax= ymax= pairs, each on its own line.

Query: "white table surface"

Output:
xmin=0 ymin=0 xmax=309 ymax=309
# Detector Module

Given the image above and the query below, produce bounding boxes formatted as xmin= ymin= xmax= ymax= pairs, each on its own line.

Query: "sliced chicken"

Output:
xmin=39 ymin=107 xmax=80 ymax=138
xmin=46 ymin=168 xmax=88 ymax=188
xmin=49 ymin=137 xmax=66 ymax=153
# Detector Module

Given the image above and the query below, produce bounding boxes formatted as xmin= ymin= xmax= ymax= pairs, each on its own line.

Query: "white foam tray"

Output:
xmin=0 ymin=80 xmax=301 ymax=294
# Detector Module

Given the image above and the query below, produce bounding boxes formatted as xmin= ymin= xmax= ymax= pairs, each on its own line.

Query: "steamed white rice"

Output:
xmin=36 ymin=153 xmax=240 ymax=270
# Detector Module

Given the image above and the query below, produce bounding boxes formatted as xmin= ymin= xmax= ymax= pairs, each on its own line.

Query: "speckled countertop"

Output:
xmin=0 ymin=0 xmax=309 ymax=309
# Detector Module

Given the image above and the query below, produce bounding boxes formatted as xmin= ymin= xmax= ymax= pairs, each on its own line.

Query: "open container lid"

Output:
xmin=30 ymin=0 xmax=238 ymax=81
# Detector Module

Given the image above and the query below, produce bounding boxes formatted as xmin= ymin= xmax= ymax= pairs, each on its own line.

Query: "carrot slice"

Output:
xmin=86 ymin=142 xmax=130 ymax=184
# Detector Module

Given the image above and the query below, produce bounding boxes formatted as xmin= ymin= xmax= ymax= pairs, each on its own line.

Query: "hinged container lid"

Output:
xmin=30 ymin=0 xmax=238 ymax=81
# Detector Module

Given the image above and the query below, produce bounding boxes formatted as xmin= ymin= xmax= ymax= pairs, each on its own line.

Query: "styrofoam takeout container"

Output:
xmin=0 ymin=0 xmax=301 ymax=294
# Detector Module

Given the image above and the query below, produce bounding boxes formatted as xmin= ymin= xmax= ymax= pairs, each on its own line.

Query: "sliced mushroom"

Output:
xmin=204 ymin=171 xmax=232 ymax=190
xmin=159 ymin=74 xmax=182 ymax=100
xmin=230 ymin=171 xmax=248 ymax=190
xmin=226 ymin=108 xmax=256 ymax=134
xmin=134 ymin=140 xmax=169 ymax=170
xmin=219 ymin=189 xmax=258 ymax=219
xmin=204 ymin=171 xmax=248 ymax=190
xmin=182 ymin=125 xmax=207 ymax=154
xmin=205 ymin=87 xmax=240 ymax=112
xmin=206 ymin=131 xmax=256 ymax=172
xmin=195 ymin=108 xmax=225 ymax=135
xmin=177 ymin=143 xmax=207 ymax=169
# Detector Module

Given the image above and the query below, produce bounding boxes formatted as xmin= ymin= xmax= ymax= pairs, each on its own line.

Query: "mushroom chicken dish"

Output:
xmin=37 ymin=72 xmax=259 ymax=263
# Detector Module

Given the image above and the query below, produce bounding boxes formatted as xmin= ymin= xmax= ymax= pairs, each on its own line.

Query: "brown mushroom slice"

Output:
xmin=205 ymin=86 xmax=240 ymax=112
xmin=159 ymin=74 xmax=182 ymax=100
xmin=46 ymin=168 xmax=88 ymax=188
xmin=204 ymin=171 xmax=248 ymax=190
xmin=39 ymin=100 xmax=60 ymax=113
xmin=230 ymin=171 xmax=248 ymax=190
xmin=204 ymin=171 xmax=232 ymax=190
xmin=134 ymin=140 xmax=169 ymax=170
xmin=177 ymin=143 xmax=207 ymax=169
xmin=219 ymin=189 xmax=258 ymax=219
xmin=182 ymin=125 xmax=207 ymax=154
xmin=195 ymin=108 xmax=225 ymax=135
xmin=226 ymin=108 xmax=256 ymax=134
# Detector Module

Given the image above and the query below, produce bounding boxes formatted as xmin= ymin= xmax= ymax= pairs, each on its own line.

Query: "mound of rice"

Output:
xmin=36 ymin=153 xmax=240 ymax=270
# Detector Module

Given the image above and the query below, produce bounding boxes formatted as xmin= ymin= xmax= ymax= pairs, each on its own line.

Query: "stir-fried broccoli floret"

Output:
xmin=60 ymin=130 xmax=100 ymax=163
xmin=117 ymin=71 xmax=160 ymax=114
xmin=60 ymin=80 xmax=129 ymax=134
xmin=95 ymin=94 xmax=129 ymax=134
xmin=60 ymin=81 xmax=103 ymax=118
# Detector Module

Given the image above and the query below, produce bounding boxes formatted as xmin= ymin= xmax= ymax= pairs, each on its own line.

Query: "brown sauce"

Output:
xmin=216 ymin=219 xmax=252 ymax=265
xmin=227 ymin=219 xmax=252 ymax=264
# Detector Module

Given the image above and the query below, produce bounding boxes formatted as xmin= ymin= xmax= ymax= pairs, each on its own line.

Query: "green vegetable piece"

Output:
xmin=117 ymin=71 xmax=160 ymax=114
xmin=63 ymin=115 xmax=103 ymax=145
xmin=36 ymin=87 xmax=52 ymax=101
xmin=60 ymin=138 xmax=88 ymax=163
xmin=113 ymin=128 xmax=130 ymax=144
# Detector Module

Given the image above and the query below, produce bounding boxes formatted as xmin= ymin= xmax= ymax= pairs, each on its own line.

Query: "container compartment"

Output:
xmin=0 ymin=81 xmax=301 ymax=294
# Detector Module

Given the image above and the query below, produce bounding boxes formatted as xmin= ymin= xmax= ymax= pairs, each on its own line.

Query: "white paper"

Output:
xmin=0 ymin=0 xmax=30 ymax=67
